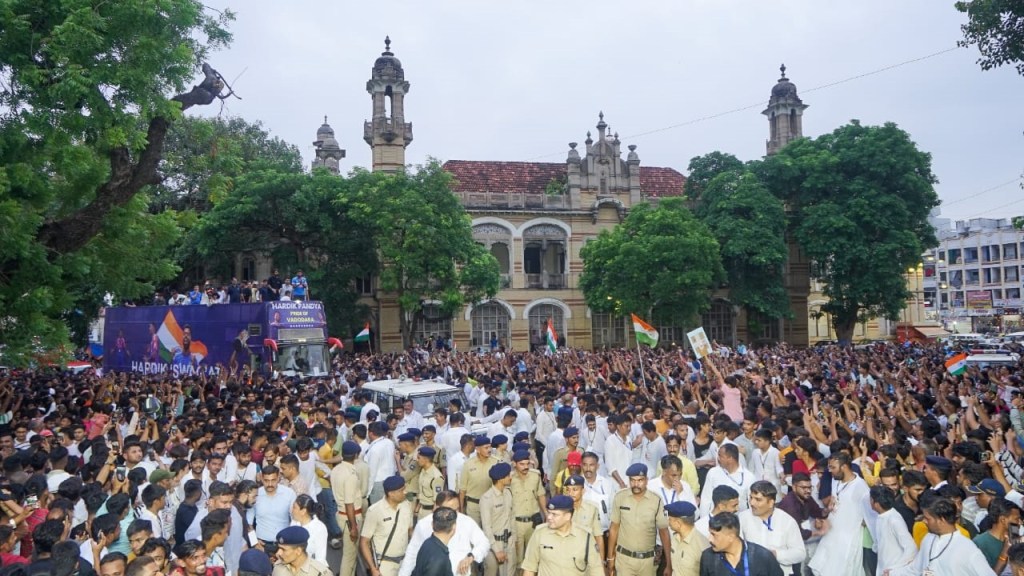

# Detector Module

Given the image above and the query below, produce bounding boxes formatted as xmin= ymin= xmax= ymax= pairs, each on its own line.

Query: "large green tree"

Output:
xmin=697 ymin=170 xmax=790 ymax=321
xmin=188 ymin=167 xmax=376 ymax=335
xmin=956 ymin=0 xmax=1024 ymax=75
xmin=762 ymin=121 xmax=940 ymax=342
xmin=684 ymin=151 xmax=745 ymax=202
xmin=580 ymin=198 xmax=725 ymax=327
xmin=343 ymin=162 xmax=501 ymax=348
xmin=0 ymin=1 xmax=232 ymax=364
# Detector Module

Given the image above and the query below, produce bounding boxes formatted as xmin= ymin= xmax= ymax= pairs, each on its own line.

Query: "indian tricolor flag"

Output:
xmin=156 ymin=310 xmax=207 ymax=363
xmin=354 ymin=323 xmax=371 ymax=343
xmin=545 ymin=319 xmax=558 ymax=353
xmin=945 ymin=353 xmax=968 ymax=376
xmin=631 ymin=314 xmax=659 ymax=348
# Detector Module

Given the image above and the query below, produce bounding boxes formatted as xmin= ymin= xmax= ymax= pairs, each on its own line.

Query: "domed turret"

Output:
xmin=312 ymin=116 xmax=345 ymax=174
xmin=762 ymin=64 xmax=809 ymax=156
xmin=372 ymin=36 xmax=405 ymax=81
xmin=769 ymin=64 xmax=802 ymax=104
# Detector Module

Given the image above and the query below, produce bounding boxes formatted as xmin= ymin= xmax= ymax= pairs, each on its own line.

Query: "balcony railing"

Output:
xmin=456 ymin=191 xmax=571 ymax=210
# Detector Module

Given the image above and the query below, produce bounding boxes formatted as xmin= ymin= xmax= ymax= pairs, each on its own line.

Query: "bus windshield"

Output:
xmin=274 ymin=343 xmax=330 ymax=377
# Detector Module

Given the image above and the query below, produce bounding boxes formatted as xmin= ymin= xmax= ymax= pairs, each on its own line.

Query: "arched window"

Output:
xmin=528 ymin=304 xmax=565 ymax=350
xmin=413 ymin=305 xmax=453 ymax=348
xmin=471 ymin=303 xmax=510 ymax=350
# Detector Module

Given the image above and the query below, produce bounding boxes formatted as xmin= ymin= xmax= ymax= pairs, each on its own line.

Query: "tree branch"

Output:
xmin=36 ymin=64 xmax=229 ymax=255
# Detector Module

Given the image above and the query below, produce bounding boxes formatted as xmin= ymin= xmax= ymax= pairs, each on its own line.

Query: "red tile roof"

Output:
xmin=443 ymin=160 xmax=686 ymax=199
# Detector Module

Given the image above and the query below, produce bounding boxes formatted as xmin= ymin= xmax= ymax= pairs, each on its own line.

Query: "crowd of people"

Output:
xmin=0 ymin=337 xmax=1022 ymax=576
xmin=142 ymin=269 xmax=310 ymax=307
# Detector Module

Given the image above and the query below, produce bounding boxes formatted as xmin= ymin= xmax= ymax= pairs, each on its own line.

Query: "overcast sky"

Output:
xmin=198 ymin=0 xmax=1024 ymax=224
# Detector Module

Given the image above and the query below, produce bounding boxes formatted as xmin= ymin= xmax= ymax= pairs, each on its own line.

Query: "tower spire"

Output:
xmin=762 ymin=64 xmax=808 ymax=156
xmin=364 ymin=37 xmax=413 ymax=172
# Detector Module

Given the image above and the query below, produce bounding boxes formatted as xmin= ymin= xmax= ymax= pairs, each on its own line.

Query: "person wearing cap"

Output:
xmin=238 ymin=548 xmax=274 ymax=576
xmin=924 ymin=455 xmax=954 ymax=491
xmin=699 ymin=512 xmax=783 ymax=576
xmin=553 ymin=450 xmax=584 ymax=495
xmin=459 ymin=436 xmax=498 ymax=525
xmin=509 ymin=448 xmax=546 ymax=567
xmin=398 ymin=433 xmax=421 ymax=503
xmin=698 ymin=444 xmax=754 ymax=519
xmin=331 ymin=441 xmax=364 ymax=576
xmin=521 ymin=495 xmax=603 ymax=576
xmin=273 ymin=525 xmax=332 ymax=576
xmin=969 ymin=478 xmax=1007 ymax=528
xmin=365 ymin=422 xmax=398 ymax=505
xmin=480 ymin=462 xmax=516 ymax=576
xmin=664 ymin=500 xmax=707 ymax=576
xmin=420 ymin=425 xmax=447 ymax=473
xmin=738 ymin=481 xmax=805 ymax=576
xmin=608 ymin=463 xmax=670 ymax=576
xmin=807 ymin=453 xmax=868 ymax=576
xmin=564 ymin=475 xmax=604 ymax=558
xmin=491 ymin=434 xmax=511 ymax=464
xmin=551 ymin=426 xmax=582 ymax=485
xmin=360 ymin=475 xmax=413 ymax=576
xmin=415 ymin=447 xmax=444 ymax=522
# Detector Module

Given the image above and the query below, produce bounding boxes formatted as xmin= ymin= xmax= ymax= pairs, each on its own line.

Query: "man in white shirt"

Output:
xmin=398 ymin=491 xmax=490 ymax=576
xmin=442 ymin=413 xmax=470 ymax=459
xmin=447 ymin=434 xmax=475 ymax=492
xmin=533 ymin=398 xmax=557 ymax=467
xmin=738 ymin=481 xmax=806 ymax=576
xmin=486 ymin=410 xmax=518 ymax=440
xmin=514 ymin=399 xmax=534 ymax=436
xmin=869 ymin=485 xmax=915 ymax=576
xmin=638 ymin=421 xmax=667 ymax=478
xmin=580 ymin=414 xmax=608 ymax=459
xmin=751 ymin=429 xmax=784 ymax=495
xmin=402 ymin=399 xmax=426 ymax=431
xmin=604 ymin=414 xmax=634 ymax=490
xmin=363 ymin=421 xmax=397 ymax=504
xmin=581 ymin=452 xmax=615 ymax=533
xmin=891 ymin=497 xmax=996 ymax=576
xmin=698 ymin=444 xmax=754 ymax=518
xmin=648 ymin=455 xmax=697 ymax=508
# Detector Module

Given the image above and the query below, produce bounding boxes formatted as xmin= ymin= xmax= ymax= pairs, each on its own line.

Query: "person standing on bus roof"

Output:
xmin=292 ymin=270 xmax=308 ymax=302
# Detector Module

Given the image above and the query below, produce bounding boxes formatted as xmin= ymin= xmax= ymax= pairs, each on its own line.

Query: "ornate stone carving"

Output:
xmin=522 ymin=224 xmax=566 ymax=238
xmin=473 ymin=223 xmax=512 ymax=237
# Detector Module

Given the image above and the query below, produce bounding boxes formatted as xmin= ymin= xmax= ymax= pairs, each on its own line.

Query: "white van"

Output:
xmin=948 ymin=333 xmax=986 ymax=344
xmin=965 ymin=353 xmax=1021 ymax=369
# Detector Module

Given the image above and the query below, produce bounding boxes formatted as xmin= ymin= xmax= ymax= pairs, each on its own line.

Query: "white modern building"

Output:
xmin=922 ymin=217 xmax=1024 ymax=333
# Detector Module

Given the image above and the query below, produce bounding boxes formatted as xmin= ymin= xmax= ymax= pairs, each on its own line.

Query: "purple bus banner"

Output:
xmin=267 ymin=301 xmax=327 ymax=341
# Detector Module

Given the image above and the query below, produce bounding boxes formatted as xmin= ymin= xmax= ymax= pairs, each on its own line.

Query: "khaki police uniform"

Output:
xmin=480 ymin=485 xmax=516 ymax=576
xmin=330 ymin=461 xmax=363 ymax=576
xmin=415 ymin=464 xmax=444 ymax=521
xmin=459 ymin=455 xmax=497 ymax=524
xmin=353 ymin=458 xmax=371 ymax=511
xmin=272 ymin=557 xmax=333 ymax=576
xmin=521 ymin=524 xmax=604 ymax=576
xmin=494 ymin=448 xmax=511 ymax=464
xmin=572 ymin=500 xmax=602 ymax=537
xmin=550 ymin=445 xmax=578 ymax=483
xmin=360 ymin=499 xmax=414 ymax=576
xmin=400 ymin=451 xmax=420 ymax=502
xmin=670 ymin=528 xmax=708 ymax=576
xmin=610 ymin=490 xmax=667 ymax=576
xmin=423 ymin=442 xmax=447 ymax=471
xmin=509 ymin=468 xmax=545 ymax=567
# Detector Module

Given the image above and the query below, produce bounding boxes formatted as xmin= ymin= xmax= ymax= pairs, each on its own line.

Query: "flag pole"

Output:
xmin=635 ymin=327 xmax=649 ymax=389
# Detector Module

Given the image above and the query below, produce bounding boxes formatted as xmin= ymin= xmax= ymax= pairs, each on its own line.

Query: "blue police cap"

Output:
xmin=491 ymin=434 xmax=508 ymax=447
xmin=474 ymin=436 xmax=491 ymax=447
xmin=665 ymin=501 xmax=698 ymax=518
xmin=563 ymin=427 xmax=579 ymax=438
xmin=341 ymin=441 xmax=361 ymax=456
xmin=512 ymin=450 xmax=531 ymax=462
xmin=625 ymin=463 xmax=648 ymax=477
xmin=418 ymin=446 xmax=437 ymax=458
xmin=397 ymin=433 xmax=416 ymax=443
xmin=564 ymin=475 xmax=585 ymax=487
xmin=276 ymin=526 xmax=310 ymax=546
xmin=382 ymin=475 xmax=405 ymax=493
xmin=488 ymin=462 xmax=512 ymax=481
xmin=547 ymin=495 xmax=573 ymax=511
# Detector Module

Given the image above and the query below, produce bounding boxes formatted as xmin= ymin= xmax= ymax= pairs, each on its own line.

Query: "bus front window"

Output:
xmin=274 ymin=344 xmax=329 ymax=376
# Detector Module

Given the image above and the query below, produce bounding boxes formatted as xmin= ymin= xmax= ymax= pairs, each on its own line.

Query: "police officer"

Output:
xmin=509 ymin=449 xmax=546 ymax=568
xmin=397 ymin=433 xmax=420 ymax=502
xmin=273 ymin=525 xmax=333 ymax=576
xmin=521 ymin=495 xmax=604 ymax=576
xmin=331 ymin=441 xmax=364 ymax=576
xmin=492 ymin=434 xmax=511 ymax=464
xmin=608 ymin=463 xmax=671 ymax=576
xmin=415 ymin=446 xmax=444 ymax=522
xmin=480 ymin=462 xmax=516 ymax=576
xmin=664 ymin=501 xmax=708 ymax=576
xmin=564 ymin=475 xmax=604 ymax=557
xmin=551 ymin=427 xmax=582 ymax=483
xmin=459 ymin=436 xmax=498 ymax=525
xmin=360 ymin=476 xmax=414 ymax=576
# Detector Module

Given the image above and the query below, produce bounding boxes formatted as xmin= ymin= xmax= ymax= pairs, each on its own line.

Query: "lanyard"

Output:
xmin=927 ymin=533 xmax=954 ymax=565
xmin=762 ymin=513 xmax=773 ymax=532
xmin=724 ymin=469 xmax=745 ymax=487
xmin=719 ymin=547 xmax=750 ymax=576
xmin=660 ymin=487 xmax=677 ymax=505
xmin=587 ymin=481 xmax=605 ymax=495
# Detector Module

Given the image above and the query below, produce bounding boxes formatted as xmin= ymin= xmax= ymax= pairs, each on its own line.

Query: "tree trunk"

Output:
xmin=832 ymin=314 xmax=858 ymax=345
xmin=36 ymin=64 xmax=227 ymax=255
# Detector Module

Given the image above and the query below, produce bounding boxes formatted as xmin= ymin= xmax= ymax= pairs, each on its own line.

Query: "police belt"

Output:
xmin=466 ymin=496 xmax=481 ymax=504
xmin=337 ymin=508 xmax=363 ymax=517
xmin=515 ymin=516 xmax=535 ymax=523
xmin=616 ymin=545 xmax=656 ymax=560
xmin=493 ymin=530 xmax=511 ymax=543
xmin=379 ymin=555 xmax=403 ymax=564
xmin=421 ymin=504 xmax=434 ymax=510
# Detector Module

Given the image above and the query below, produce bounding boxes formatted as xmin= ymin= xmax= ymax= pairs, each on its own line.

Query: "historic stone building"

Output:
xmin=319 ymin=42 xmax=821 ymax=351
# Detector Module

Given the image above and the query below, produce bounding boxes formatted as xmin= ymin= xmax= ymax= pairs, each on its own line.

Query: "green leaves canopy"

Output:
xmin=697 ymin=170 xmax=790 ymax=319
xmin=0 ymin=0 xmax=232 ymax=364
xmin=762 ymin=121 xmax=940 ymax=341
xmin=580 ymin=198 xmax=724 ymax=326
xmin=956 ymin=0 xmax=1024 ymax=75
